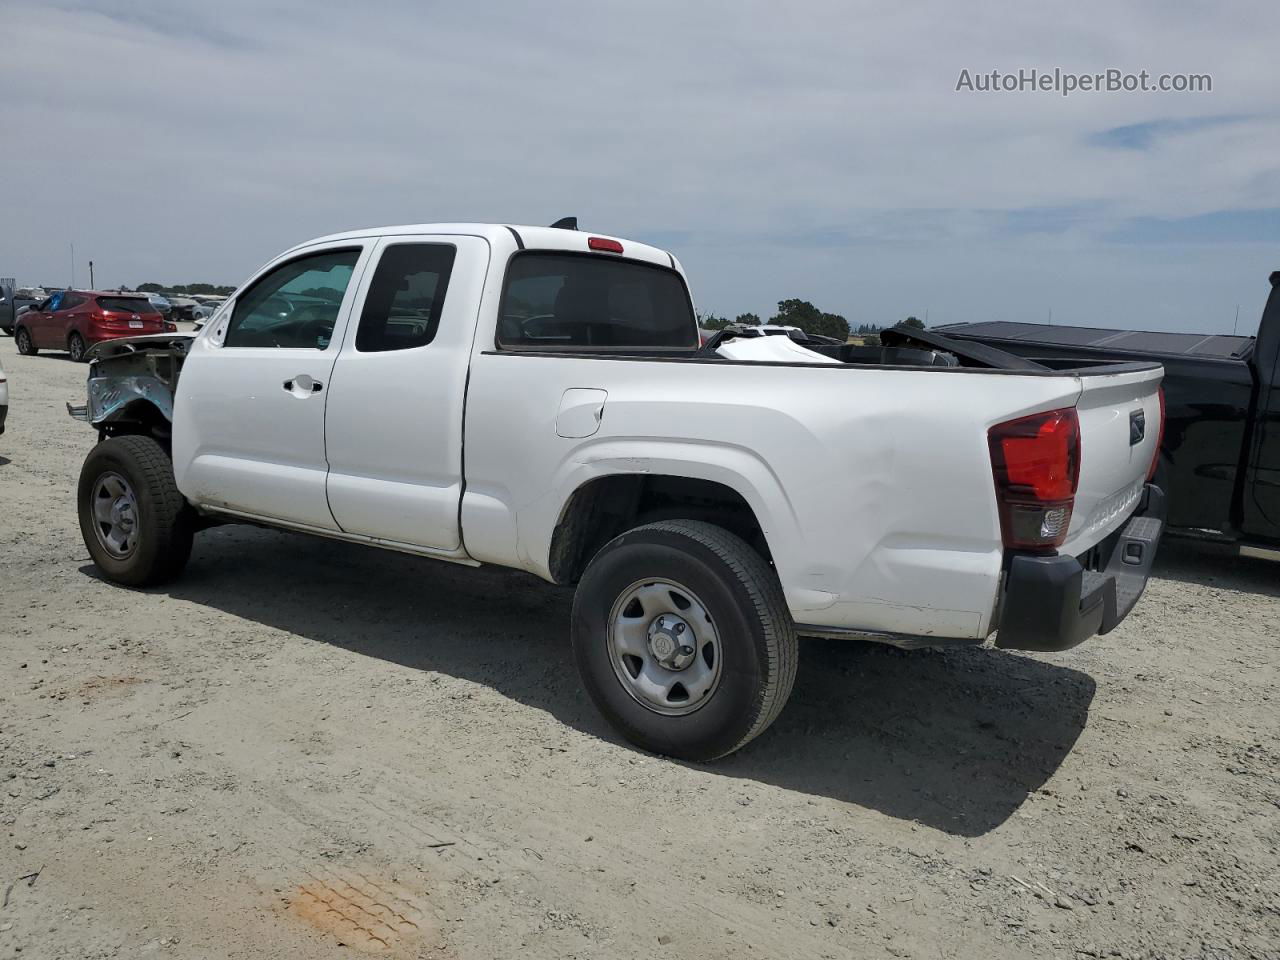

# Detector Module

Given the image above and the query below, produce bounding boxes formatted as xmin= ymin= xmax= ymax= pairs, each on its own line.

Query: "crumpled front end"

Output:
xmin=67 ymin=335 xmax=192 ymax=429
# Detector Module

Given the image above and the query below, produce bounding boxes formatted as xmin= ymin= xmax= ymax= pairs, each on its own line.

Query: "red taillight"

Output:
xmin=587 ymin=236 xmax=624 ymax=254
xmin=988 ymin=407 xmax=1081 ymax=552
xmin=1147 ymin=387 xmax=1165 ymax=482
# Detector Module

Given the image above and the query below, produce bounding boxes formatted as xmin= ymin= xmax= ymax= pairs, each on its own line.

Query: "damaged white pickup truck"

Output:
xmin=70 ymin=221 xmax=1166 ymax=760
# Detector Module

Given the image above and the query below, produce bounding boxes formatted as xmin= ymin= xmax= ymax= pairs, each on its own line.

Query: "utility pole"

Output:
xmin=70 ymin=242 xmax=75 ymax=288
xmin=89 ymin=260 xmax=95 ymax=289
xmin=1048 ymin=307 xmax=1053 ymax=326
xmin=1233 ymin=304 xmax=1240 ymax=335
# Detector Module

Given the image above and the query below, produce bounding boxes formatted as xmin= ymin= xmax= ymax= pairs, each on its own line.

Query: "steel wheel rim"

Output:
xmin=607 ymin=577 xmax=723 ymax=717
xmin=90 ymin=471 xmax=140 ymax=559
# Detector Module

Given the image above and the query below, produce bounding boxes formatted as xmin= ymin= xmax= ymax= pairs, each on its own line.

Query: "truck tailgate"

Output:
xmin=1061 ymin=365 xmax=1164 ymax=556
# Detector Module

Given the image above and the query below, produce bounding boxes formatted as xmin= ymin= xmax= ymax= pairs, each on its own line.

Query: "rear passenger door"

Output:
xmin=323 ymin=235 xmax=490 ymax=551
xmin=60 ymin=293 xmax=89 ymax=345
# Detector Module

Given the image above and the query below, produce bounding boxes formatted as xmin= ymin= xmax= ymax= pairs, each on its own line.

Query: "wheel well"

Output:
xmin=98 ymin=400 xmax=172 ymax=454
xmin=548 ymin=474 xmax=770 ymax=584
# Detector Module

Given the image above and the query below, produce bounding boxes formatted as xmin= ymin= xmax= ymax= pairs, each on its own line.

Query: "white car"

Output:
xmin=68 ymin=221 xmax=1166 ymax=760
xmin=191 ymin=299 xmax=228 ymax=328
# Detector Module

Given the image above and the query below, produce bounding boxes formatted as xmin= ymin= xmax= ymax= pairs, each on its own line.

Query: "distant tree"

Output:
xmin=300 ymin=287 xmax=344 ymax=302
xmin=770 ymin=299 xmax=850 ymax=340
xmin=697 ymin=311 xmax=731 ymax=330
xmin=136 ymin=281 xmax=236 ymax=297
xmin=820 ymin=312 xmax=851 ymax=340
xmin=863 ymin=332 xmax=882 ymax=346
xmin=734 ymin=312 xmax=761 ymax=326
xmin=902 ymin=316 xmax=925 ymax=329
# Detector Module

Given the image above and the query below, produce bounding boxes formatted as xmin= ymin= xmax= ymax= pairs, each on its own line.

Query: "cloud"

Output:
xmin=1 ymin=0 xmax=1277 ymax=332
xmin=1107 ymin=208 xmax=1280 ymax=244
xmin=1088 ymin=115 xmax=1254 ymax=150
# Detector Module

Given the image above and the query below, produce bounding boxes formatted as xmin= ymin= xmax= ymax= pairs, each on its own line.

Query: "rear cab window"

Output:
xmin=497 ymin=252 xmax=698 ymax=351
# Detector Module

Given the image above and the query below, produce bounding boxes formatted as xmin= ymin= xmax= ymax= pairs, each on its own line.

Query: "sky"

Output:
xmin=1 ymin=0 xmax=1277 ymax=334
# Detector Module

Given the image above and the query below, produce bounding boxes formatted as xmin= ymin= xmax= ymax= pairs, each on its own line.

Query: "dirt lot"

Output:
xmin=0 ymin=333 xmax=1277 ymax=960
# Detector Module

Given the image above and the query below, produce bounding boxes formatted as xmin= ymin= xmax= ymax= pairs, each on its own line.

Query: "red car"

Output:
xmin=14 ymin=290 xmax=176 ymax=362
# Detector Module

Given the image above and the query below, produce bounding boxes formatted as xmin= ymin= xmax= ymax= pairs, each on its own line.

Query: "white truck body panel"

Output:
xmin=164 ymin=222 xmax=1162 ymax=644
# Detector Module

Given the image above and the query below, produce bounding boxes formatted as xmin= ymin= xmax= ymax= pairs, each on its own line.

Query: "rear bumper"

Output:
xmin=995 ymin=484 xmax=1166 ymax=652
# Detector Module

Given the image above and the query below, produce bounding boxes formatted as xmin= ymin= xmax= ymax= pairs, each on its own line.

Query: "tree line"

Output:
xmin=697 ymin=300 xmax=925 ymax=342
xmin=135 ymin=282 xmax=236 ymax=296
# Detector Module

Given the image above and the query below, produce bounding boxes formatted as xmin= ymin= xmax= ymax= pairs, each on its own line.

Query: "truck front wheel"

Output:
xmin=77 ymin=436 xmax=195 ymax=587
xmin=571 ymin=520 xmax=798 ymax=761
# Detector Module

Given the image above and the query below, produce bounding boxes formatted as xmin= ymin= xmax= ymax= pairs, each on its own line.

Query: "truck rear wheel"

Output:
xmin=571 ymin=520 xmax=798 ymax=761
xmin=77 ymin=436 xmax=194 ymax=587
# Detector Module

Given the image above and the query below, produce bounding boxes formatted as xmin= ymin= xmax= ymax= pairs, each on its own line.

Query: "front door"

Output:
xmin=323 ymin=235 xmax=489 ymax=550
xmin=171 ymin=243 xmax=370 ymax=530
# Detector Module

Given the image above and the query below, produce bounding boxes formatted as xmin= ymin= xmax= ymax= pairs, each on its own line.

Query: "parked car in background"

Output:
xmin=15 ymin=291 xmax=175 ymax=361
xmin=191 ymin=299 xmax=229 ymax=328
xmin=1 ymin=282 xmax=43 ymax=335
xmin=146 ymin=293 xmax=173 ymax=321
xmin=68 ymin=221 xmax=1166 ymax=760
xmin=0 ymin=355 xmax=8 ymax=435
xmin=940 ymin=269 xmax=1280 ymax=559
xmin=166 ymin=296 xmax=200 ymax=323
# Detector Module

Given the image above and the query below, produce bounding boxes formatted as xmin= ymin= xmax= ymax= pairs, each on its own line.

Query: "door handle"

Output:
xmin=283 ymin=376 xmax=324 ymax=396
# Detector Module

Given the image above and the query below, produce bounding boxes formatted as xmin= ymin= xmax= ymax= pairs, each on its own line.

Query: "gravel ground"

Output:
xmin=0 ymin=332 xmax=1277 ymax=960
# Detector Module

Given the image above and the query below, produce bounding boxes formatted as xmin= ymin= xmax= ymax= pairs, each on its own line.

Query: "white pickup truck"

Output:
xmin=69 ymin=222 xmax=1166 ymax=760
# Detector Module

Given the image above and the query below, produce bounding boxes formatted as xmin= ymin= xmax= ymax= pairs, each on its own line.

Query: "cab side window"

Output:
xmin=355 ymin=244 xmax=457 ymax=352
xmin=224 ymin=249 xmax=360 ymax=349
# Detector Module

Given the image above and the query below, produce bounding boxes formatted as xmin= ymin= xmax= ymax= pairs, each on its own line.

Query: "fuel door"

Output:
xmin=557 ymin=388 xmax=607 ymax=438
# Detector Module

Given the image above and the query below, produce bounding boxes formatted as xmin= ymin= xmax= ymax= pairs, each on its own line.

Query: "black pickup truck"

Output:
xmin=1 ymin=281 xmax=41 ymax=336
xmin=939 ymin=271 xmax=1280 ymax=558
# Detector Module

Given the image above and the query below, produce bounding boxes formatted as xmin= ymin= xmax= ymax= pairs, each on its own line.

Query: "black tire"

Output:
xmin=15 ymin=325 xmax=37 ymax=355
xmin=571 ymin=520 xmax=798 ymax=761
xmin=67 ymin=331 xmax=87 ymax=362
xmin=78 ymin=435 xmax=195 ymax=587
